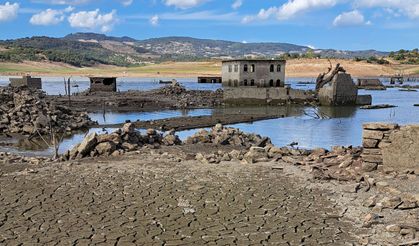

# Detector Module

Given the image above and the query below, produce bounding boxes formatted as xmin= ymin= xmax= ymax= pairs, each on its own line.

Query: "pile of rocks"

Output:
xmin=361 ymin=123 xmax=398 ymax=172
xmin=185 ymin=124 xmax=270 ymax=147
xmin=66 ymin=123 xmax=181 ymax=159
xmin=159 ymin=81 xmax=187 ymax=95
xmin=156 ymin=83 xmax=223 ymax=108
xmin=0 ymin=86 xmax=95 ymax=135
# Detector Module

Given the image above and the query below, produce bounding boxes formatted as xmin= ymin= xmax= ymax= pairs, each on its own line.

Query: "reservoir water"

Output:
xmin=1 ymin=77 xmax=418 ymax=156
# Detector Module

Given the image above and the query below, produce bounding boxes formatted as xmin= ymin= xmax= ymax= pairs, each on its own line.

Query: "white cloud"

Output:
xmin=121 ymin=0 xmax=133 ymax=6
xmin=30 ymin=9 xmax=66 ymax=25
xmin=164 ymin=0 xmax=208 ymax=9
xmin=242 ymin=0 xmax=338 ymax=23
xmin=354 ymin=0 xmax=419 ymax=19
xmin=0 ymin=2 xmax=19 ymax=22
xmin=232 ymin=0 xmax=242 ymax=10
xmin=68 ymin=9 xmax=117 ymax=32
xmin=150 ymin=14 xmax=159 ymax=26
xmin=32 ymin=0 xmax=134 ymax=6
xmin=31 ymin=0 xmax=91 ymax=4
xmin=333 ymin=10 xmax=370 ymax=26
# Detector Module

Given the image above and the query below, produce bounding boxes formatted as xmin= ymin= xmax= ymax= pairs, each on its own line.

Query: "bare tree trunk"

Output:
xmin=64 ymin=77 xmax=68 ymax=96
xmin=67 ymin=77 xmax=71 ymax=107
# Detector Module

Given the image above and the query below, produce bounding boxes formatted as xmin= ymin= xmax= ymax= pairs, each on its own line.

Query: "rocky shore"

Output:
xmin=0 ymin=123 xmax=418 ymax=245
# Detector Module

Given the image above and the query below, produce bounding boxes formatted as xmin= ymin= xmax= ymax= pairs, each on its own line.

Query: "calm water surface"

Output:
xmin=1 ymin=77 xmax=418 ymax=155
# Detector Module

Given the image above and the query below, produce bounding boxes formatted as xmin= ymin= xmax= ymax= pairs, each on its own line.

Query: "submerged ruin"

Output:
xmin=89 ymin=77 xmax=117 ymax=92
xmin=316 ymin=63 xmax=372 ymax=106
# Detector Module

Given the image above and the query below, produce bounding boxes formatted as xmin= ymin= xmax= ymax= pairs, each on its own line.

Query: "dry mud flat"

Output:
xmin=0 ymin=152 xmax=359 ymax=245
xmin=1 ymin=141 xmax=418 ymax=245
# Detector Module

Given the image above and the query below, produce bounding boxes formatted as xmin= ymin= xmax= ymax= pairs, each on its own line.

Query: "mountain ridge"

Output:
xmin=0 ymin=32 xmax=389 ymax=67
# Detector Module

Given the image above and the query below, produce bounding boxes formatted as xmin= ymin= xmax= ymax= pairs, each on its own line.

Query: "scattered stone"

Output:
xmin=362 ymin=162 xmax=378 ymax=172
xmin=386 ymin=224 xmax=401 ymax=233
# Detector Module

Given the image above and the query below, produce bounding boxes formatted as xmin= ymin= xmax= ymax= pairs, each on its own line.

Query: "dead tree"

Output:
xmin=315 ymin=61 xmax=346 ymax=91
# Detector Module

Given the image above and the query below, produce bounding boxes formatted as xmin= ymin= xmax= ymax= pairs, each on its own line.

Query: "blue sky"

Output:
xmin=0 ymin=0 xmax=418 ymax=51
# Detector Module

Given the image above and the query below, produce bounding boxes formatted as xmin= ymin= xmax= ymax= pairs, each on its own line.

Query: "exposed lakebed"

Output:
xmin=1 ymin=77 xmax=418 ymax=156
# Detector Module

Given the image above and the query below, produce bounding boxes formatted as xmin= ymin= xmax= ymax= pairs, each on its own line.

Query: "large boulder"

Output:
xmin=95 ymin=142 xmax=116 ymax=156
xmin=77 ymin=132 xmax=98 ymax=157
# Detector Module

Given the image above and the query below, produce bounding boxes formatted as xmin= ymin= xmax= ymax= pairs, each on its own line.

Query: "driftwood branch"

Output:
xmin=315 ymin=62 xmax=346 ymax=91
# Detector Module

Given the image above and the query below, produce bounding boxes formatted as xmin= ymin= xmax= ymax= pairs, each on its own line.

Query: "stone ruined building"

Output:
xmin=220 ymin=59 xmax=315 ymax=105
xmin=316 ymin=63 xmax=371 ymax=106
xmin=222 ymin=59 xmax=286 ymax=87
xmin=89 ymin=77 xmax=117 ymax=92
xmin=9 ymin=76 xmax=42 ymax=90
xmin=198 ymin=76 xmax=222 ymax=84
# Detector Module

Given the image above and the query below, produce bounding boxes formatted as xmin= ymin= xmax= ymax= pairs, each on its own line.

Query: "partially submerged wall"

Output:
xmin=318 ymin=73 xmax=358 ymax=106
xmin=223 ymin=87 xmax=313 ymax=105
xmin=362 ymin=123 xmax=419 ymax=173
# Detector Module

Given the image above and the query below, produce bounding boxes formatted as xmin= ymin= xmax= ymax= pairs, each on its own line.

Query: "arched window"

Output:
xmin=234 ymin=64 xmax=239 ymax=72
xmin=250 ymin=79 xmax=255 ymax=86
xmin=276 ymin=80 xmax=281 ymax=87
xmin=244 ymin=79 xmax=248 ymax=86
xmin=277 ymin=65 xmax=281 ymax=72
xmin=270 ymin=64 xmax=274 ymax=72
xmin=244 ymin=64 xmax=248 ymax=72
xmin=228 ymin=79 xmax=232 ymax=86
xmin=269 ymin=79 xmax=274 ymax=87
xmin=250 ymin=64 xmax=255 ymax=73
xmin=228 ymin=65 xmax=232 ymax=73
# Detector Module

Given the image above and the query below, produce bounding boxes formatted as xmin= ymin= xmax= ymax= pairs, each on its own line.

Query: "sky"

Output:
xmin=0 ymin=0 xmax=418 ymax=51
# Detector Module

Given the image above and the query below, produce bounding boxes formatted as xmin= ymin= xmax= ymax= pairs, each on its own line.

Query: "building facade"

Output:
xmin=221 ymin=60 xmax=286 ymax=87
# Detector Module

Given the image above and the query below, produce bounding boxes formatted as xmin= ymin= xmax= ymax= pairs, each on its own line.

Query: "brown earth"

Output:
xmin=1 ymin=59 xmax=418 ymax=78
xmin=1 ymin=143 xmax=417 ymax=245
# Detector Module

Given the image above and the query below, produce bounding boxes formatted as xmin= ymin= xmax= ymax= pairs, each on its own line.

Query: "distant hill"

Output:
xmin=0 ymin=32 xmax=391 ymax=67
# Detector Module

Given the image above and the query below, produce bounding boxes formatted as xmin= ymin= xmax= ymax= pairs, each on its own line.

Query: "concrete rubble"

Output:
xmin=0 ymin=86 xmax=95 ymax=135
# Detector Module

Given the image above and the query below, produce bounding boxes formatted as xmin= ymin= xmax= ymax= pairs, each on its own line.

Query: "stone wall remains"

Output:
xmin=362 ymin=123 xmax=419 ymax=173
xmin=223 ymin=87 xmax=313 ymax=105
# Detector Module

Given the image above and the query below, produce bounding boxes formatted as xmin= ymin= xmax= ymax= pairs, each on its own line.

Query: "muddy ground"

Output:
xmin=46 ymin=86 xmax=223 ymax=112
xmin=1 ymin=144 xmax=417 ymax=245
xmin=99 ymin=114 xmax=289 ymax=131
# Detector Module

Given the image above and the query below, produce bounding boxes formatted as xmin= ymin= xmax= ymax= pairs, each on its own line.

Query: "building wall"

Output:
xmin=319 ymin=73 xmax=358 ymax=106
xmin=9 ymin=76 xmax=42 ymax=90
xmin=361 ymin=123 xmax=419 ymax=173
xmin=90 ymin=78 xmax=117 ymax=92
xmin=222 ymin=60 xmax=286 ymax=87
xmin=223 ymin=87 xmax=312 ymax=105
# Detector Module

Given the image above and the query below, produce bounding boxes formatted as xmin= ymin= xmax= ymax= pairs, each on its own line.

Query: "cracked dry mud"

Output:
xmin=0 ymin=155 xmax=364 ymax=245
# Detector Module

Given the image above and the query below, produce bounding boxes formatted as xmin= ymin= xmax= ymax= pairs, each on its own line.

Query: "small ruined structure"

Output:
xmin=357 ymin=78 xmax=386 ymax=90
xmin=316 ymin=63 xmax=371 ymax=106
xmin=89 ymin=77 xmax=117 ymax=92
xmin=222 ymin=59 xmax=286 ymax=87
xmin=198 ymin=76 xmax=222 ymax=83
xmin=9 ymin=76 xmax=42 ymax=90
